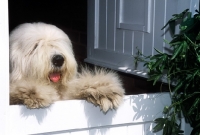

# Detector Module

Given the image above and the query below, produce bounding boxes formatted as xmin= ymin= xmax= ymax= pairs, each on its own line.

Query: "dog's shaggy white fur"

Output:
xmin=9 ymin=22 xmax=125 ymax=112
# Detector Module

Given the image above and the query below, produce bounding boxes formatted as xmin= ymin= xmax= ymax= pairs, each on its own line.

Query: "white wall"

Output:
xmin=9 ymin=94 xmax=172 ymax=135
xmin=0 ymin=0 xmax=9 ymax=134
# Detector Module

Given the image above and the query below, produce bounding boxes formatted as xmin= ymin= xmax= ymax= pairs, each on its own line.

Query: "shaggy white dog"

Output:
xmin=9 ymin=22 xmax=125 ymax=112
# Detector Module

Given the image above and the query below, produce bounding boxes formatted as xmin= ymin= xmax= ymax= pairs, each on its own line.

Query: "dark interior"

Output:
xmin=9 ymin=0 xmax=167 ymax=95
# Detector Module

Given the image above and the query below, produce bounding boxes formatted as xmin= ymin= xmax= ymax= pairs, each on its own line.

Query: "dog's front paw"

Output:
xmin=80 ymin=80 xmax=125 ymax=112
xmin=19 ymin=87 xmax=54 ymax=108
xmin=22 ymin=89 xmax=50 ymax=108
xmin=73 ymin=68 xmax=125 ymax=112
xmin=10 ymin=82 xmax=59 ymax=109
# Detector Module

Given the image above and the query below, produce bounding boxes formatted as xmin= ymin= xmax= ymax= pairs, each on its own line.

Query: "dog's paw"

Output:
xmin=81 ymin=84 xmax=124 ymax=112
xmin=67 ymin=68 xmax=125 ymax=112
xmin=10 ymin=81 xmax=59 ymax=109
xmin=19 ymin=87 xmax=56 ymax=108
xmin=22 ymin=89 xmax=51 ymax=108
xmin=77 ymin=69 xmax=125 ymax=112
xmin=85 ymin=86 xmax=124 ymax=112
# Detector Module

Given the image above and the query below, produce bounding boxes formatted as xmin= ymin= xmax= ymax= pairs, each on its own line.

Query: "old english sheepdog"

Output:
xmin=9 ymin=22 xmax=125 ymax=112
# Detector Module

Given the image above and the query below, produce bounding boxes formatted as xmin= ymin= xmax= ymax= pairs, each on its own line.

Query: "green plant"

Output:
xmin=135 ymin=9 xmax=200 ymax=135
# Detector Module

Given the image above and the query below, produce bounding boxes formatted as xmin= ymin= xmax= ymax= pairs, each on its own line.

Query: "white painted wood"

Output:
xmin=117 ymin=0 xmax=152 ymax=33
xmin=0 ymin=0 xmax=9 ymax=134
xmin=8 ymin=93 xmax=192 ymax=135
xmin=86 ymin=0 xmax=199 ymax=78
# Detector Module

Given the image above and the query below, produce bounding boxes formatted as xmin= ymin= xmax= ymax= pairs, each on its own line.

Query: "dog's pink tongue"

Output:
xmin=49 ymin=73 xmax=61 ymax=83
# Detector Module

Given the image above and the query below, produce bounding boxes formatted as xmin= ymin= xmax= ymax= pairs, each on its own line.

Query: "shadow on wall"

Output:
xmin=131 ymin=94 xmax=167 ymax=121
xmin=14 ymin=93 xmax=170 ymax=135
xmin=83 ymin=93 xmax=170 ymax=135
xmin=20 ymin=105 xmax=49 ymax=124
xmin=84 ymin=102 xmax=117 ymax=135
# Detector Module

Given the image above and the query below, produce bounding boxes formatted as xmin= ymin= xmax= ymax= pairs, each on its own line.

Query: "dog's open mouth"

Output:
xmin=49 ymin=72 xmax=61 ymax=83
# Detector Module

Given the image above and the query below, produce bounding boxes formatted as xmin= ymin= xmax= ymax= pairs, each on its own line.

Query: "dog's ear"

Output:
xmin=9 ymin=39 xmax=25 ymax=82
xmin=10 ymin=69 xmax=22 ymax=83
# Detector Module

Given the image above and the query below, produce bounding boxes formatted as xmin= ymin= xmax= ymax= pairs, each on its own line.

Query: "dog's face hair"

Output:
xmin=9 ymin=22 xmax=77 ymax=85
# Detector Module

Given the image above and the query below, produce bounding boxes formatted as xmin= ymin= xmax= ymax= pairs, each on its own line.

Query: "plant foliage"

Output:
xmin=135 ymin=9 xmax=200 ymax=135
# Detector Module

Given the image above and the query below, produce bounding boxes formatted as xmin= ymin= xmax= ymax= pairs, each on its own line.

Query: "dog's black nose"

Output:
xmin=52 ymin=55 xmax=64 ymax=67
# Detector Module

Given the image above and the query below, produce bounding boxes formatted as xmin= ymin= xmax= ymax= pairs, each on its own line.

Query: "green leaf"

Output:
xmin=154 ymin=48 xmax=163 ymax=54
xmin=196 ymin=32 xmax=200 ymax=40
xmin=172 ymin=127 xmax=184 ymax=135
xmin=170 ymin=36 xmax=182 ymax=45
xmin=147 ymin=74 xmax=161 ymax=81
xmin=163 ymin=39 xmax=170 ymax=44
xmin=180 ymin=25 xmax=187 ymax=31
xmin=163 ymin=106 xmax=170 ymax=114
xmin=173 ymin=81 xmax=183 ymax=93
xmin=163 ymin=120 xmax=171 ymax=135
xmin=171 ymin=43 xmax=183 ymax=60
xmin=169 ymin=21 xmax=176 ymax=35
xmin=153 ymin=76 xmax=161 ymax=85
xmin=153 ymin=118 xmax=167 ymax=133
xmin=161 ymin=9 xmax=189 ymax=30
xmin=169 ymin=41 xmax=182 ymax=46
xmin=197 ymin=55 xmax=200 ymax=62
xmin=150 ymin=54 xmax=163 ymax=60
xmin=154 ymin=118 xmax=166 ymax=123
xmin=147 ymin=63 xmax=153 ymax=70
xmin=153 ymin=123 xmax=164 ymax=133
xmin=180 ymin=13 xmax=195 ymax=32
xmin=151 ymin=58 xmax=163 ymax=69
xmin=188 ymin=98 xmax=200 ymax=115
xmin=159 ymin=64 xmax=165 ymax=73
xmin=163 ymin=124 xmax=167 ymax=135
